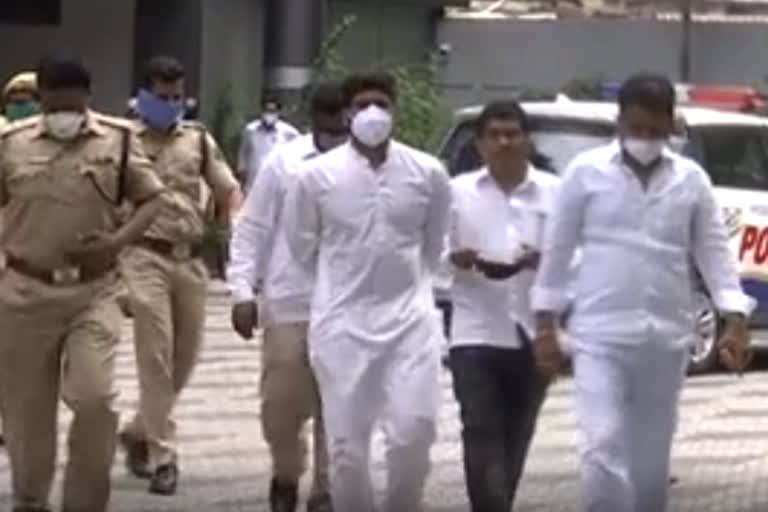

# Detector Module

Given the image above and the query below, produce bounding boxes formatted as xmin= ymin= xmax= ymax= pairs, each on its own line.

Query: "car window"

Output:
xmin=440 ymin=116 xmax=615 ymax=177
xmin=692 ymin=126 xmax=768 ymax=190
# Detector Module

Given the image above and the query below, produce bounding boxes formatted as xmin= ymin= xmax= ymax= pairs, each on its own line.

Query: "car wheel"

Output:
xmin=688 ymin=291 xmax=719 ymax=375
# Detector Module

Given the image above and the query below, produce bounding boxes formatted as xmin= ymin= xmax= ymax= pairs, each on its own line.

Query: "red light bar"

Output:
xmin=687 ymin=85 xmax=765 ymax=112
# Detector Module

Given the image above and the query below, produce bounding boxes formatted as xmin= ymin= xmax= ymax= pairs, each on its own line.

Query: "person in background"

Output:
xmin=118 ymin=55 xmax=241 ymax=496
xmin=284 ymin=71 xmax=451 ymax=512
xmin=532 ymin=72 xmax=754 ymax=512
xmin=0 ymin=71 xmax=40 ymax=449
xmin=1 ymin=71 xmax=39 ymax=124
xmin=447 ymin=100 xmax=560 ymax=512
xmin=0 ymin=53 xmax=166 ymax=512
xmin=229 ymin=81 xmax=348 ymax=512
xmin=237 ymin=97 xmax=299 ymax=193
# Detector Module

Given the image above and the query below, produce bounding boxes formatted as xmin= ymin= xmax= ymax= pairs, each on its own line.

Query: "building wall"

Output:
xmin=0 ymin=0 xmax=135 ymax=114
xmin=437 ymin=18 xmax=768 ymax=108
xmin=329 ymin=1 xmax=439 ymax=70
xmin=200 ymin=0 xmax=265 ymax=122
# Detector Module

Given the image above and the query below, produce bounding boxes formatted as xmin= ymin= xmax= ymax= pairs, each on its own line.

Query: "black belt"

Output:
xmin=136 ymin=237 xmax=203 ymax=260
xmin=6 ymin=255 xmax=115 ymax=286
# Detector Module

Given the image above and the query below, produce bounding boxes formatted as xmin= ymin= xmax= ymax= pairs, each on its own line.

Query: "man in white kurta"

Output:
xmin=283 ymin=72 xmax=452 ymax=512
xmin=531 ymin=73 xmax=754 ymax=512
xmin=228 ymin=82 xmax=349 ymax=512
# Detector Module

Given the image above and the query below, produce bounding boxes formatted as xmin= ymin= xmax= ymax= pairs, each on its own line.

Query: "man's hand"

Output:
xmin=231 ymin=301 xmax=259 ymax=340
xmin=67 ymin=231 xmax=120 ymax=271
xmin=534 ymin=327 xmax=564 ymax=379
xmin=449 ymin=248 xmax=479 ymax=270
xmin=519 ymin=245 xmax=541 ymax=270
xmin=717 ymin=313 xmax=752 ymax=373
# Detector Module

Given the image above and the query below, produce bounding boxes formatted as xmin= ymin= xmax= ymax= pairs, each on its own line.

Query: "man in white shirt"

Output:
xmin=237 ymin=97 xmax=299 ymax=193
xmin=228 ymin=82 xmax=349 ymax=512
xmin=283 ymin=71 xmax=452 ymax=512
xmin=532 ymin=73 xmax=753 ymax=512
xmin=447 ymin=101 xmax=560 ymax=512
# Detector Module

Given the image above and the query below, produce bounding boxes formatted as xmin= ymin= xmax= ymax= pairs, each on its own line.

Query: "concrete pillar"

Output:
xmin=263 ymin=0 xmax=326 ymax=117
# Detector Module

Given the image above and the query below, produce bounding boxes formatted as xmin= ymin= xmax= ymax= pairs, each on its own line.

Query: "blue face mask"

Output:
xmin=137 ymin=89 xmax=183 ymax=131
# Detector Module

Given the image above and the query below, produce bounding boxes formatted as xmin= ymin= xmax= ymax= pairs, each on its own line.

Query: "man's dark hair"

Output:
xmin=475 ymin=100 xmax=529 ymax=136
xmin=36 ymin=54 xmax=91 ymax=91
xmin=262 ymin=96 xmax=280 ymax=109
xmin=618 ymin=72 xmax=675 ymax=117
xmin=142 ymin=56 xmax=185 ymax=89
xmin=308 ymin=81 xmax=345 ymax=116
xmin=342 ymin=71 xmax=397 ymax=106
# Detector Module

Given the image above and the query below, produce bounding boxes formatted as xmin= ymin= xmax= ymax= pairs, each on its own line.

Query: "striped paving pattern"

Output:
xmin=2 ymin=283 xmax=768 ymax=510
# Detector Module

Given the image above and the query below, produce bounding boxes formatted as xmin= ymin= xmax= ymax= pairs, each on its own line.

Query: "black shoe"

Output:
xmin=670 ymin=475 xmax=679 ymax=486
xmin=307 ymin=492 xmax=333 ymax=512
xmin=269 ymin=478 xmax=298 ymax=512
xmin=149 ymin=462 xmax=179 ymax=496
xmin=119 ymin=431 xmax=152 ymax=479
xmin=0 ymin=433 xmax=5 ymax=446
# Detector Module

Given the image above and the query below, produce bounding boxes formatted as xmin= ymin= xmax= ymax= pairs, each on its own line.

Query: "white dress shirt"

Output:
xmin=531 ymin=141 xmax=755 ymax=350
xmin=228 ymin=134 xmax=318 ymax=324
xmin=237 ymin=118 xmax=299 ymax=192
xmin=450 ymin=166 xmax=561 ymax=349
xmin=283 ymin=141 xmax=452 ymax=352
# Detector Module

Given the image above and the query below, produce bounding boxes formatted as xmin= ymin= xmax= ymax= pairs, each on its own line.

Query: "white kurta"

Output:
xmin=531 ymin=141 xmax=755 ymax=512
xmin=227 ymin=134 xmax=317 ymax=324
xmin=284 ymin=140 xmax=451 ymax=512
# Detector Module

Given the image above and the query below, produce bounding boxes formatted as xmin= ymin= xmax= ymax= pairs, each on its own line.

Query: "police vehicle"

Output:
xmin=436 ymin=93 xmax=768 ymax=373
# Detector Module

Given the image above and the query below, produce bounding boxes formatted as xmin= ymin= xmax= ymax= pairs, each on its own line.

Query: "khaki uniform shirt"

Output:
xmin=133 ymin=120 xmax=238 ymax=243
xmin=0 ymin=111 xmax=165 ymax=270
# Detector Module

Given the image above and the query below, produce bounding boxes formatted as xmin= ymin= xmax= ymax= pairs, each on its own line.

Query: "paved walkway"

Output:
xmin=2 ymin=283 xmax=768 ymax=510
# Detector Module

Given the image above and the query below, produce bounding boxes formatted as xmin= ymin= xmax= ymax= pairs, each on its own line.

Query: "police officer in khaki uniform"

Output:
xmin=2 ymin=71 xmax=40 ymax=123
xmin=0 ymin=71 xmax=40 ymax=449
xmin=118 ymin=56 xmax=241 ymax=495
xmin=0 ymin=55 xmax=166 ymax=512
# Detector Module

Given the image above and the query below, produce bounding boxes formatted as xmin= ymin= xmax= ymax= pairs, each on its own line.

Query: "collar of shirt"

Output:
xmin=476 ymin=165 xmax=538 ymax=196
xmin=347 ymin=140 xmax=396 ymax=169
xmin=135 ymin=119 xmax=185 ymax=138
xmin=33 ymin=109 xmax=107 ymax=139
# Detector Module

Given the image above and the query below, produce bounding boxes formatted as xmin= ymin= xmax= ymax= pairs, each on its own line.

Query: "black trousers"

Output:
xmin=450 ymin=343 xmax=549 ymax=512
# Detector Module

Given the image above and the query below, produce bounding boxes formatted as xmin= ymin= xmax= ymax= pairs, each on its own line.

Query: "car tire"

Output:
xmin=687 ymin=290 xmax=720 ymax=375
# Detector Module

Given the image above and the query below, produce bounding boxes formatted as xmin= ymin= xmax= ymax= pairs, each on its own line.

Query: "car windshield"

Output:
xmin=441 ymin=116 xmax=614 ymax=176
xmin=441 ymin=114 xmax=768 ymax=190
xmin=691 ymin=126 xmax=768 ymax=190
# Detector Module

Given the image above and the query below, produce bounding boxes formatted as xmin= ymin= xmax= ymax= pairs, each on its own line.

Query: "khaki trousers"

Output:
xmin=0 ymin=270 xmax=122 ymax=512
xmin=261 ymin=322 xmax=329 ymax=497
xmin=122 ymin=248 xmax=207 ymax=467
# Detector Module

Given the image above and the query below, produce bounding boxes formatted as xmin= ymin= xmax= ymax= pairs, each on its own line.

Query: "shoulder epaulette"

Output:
xmin=0 ymin=115 xmax=38 ymax=138
xmin=93 ymin=112 xmax=134 ymax=131
xmin=180 ymin=119 xmax=207 ymax=132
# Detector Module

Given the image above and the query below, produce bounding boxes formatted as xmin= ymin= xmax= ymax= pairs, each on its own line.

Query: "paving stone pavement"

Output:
xmin=2 ymin=282 xmax=768 ymax=510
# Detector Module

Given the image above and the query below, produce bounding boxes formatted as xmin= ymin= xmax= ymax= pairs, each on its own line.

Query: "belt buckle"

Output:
xmin=171 ymin=244 xmax=191 ymax=260
xmin=52 ymin=266 xmax=81 ymax=285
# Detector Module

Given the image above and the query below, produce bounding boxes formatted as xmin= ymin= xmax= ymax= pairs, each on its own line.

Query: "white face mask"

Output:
xmin=262 ymin=112 xmax=278 ymax=126
xmin=351 ymin=105 xmax=393 ymax=148
xmin=44 ymin=111 xmax=85 ymax=140
xmin=668 ymin=135 xmax=687 ymax=154
xmin=622 ymin=137 xmax=665 ymax=166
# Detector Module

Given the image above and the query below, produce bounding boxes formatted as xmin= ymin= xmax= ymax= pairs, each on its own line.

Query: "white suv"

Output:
xmin=437 ymin=96 xmax=768 ymax=373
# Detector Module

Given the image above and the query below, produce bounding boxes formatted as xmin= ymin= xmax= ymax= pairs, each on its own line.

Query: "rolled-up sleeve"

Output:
xmin=283 ymin=167 xmax=321 ymax=274
xmin=227 ymin=150 xmax=284 ymax=302
xmin=691 ymin=172 xmax=756 ymax=316
xmin=531 ymin=163 xmax=589 ymax=313
xmin=423 ymin=163 xmax=452 ymax=273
